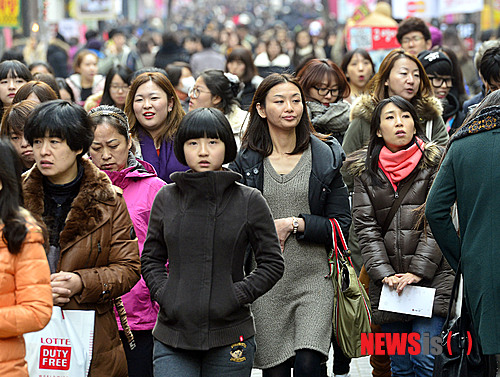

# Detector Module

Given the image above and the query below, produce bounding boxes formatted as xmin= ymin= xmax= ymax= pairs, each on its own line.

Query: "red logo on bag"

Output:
xmin=39 ymin=346 xmax=71 ymax=370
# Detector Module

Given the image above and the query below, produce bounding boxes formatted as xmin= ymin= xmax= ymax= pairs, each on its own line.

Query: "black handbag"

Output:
xmin=433 ymin=261 xmax=496 ymax=377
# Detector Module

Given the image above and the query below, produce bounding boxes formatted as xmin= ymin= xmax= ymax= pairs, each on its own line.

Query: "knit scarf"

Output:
xmin=306 ymin=100 xmax=350 ymax=136
xmin=378 ymin=137 xmax=423 ymax=191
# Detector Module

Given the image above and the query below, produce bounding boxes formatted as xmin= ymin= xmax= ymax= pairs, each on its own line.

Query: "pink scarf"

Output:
xmin=378 ymin=137 xmax=424 ymax=191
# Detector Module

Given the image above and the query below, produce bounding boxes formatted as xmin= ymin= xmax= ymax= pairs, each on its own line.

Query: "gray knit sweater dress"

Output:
xmin=252 ymin=146 xmax=334 ymax=369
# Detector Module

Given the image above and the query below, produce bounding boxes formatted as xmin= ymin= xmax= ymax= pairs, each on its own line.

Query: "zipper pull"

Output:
xmin=394 ymin=192 xmax=399 ymax=199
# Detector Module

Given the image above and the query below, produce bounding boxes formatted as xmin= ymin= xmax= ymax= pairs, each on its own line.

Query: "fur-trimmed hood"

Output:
xmin=350 ymin=94 xmax=443 ymax=124
xmin=22 ymin=157 xmax=121 ymax=248
xmin=344 ymin=141 xmax=443 ymax=178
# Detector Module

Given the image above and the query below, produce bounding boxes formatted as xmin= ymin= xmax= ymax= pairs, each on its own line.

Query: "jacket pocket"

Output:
xmin=209 ymin=282 xmax=242 ymax=320
xmin=157 ymin=280 xmax=178 ymax=322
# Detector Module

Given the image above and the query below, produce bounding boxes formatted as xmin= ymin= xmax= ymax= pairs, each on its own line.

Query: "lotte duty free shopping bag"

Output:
xmin=24 ymin=306 xmax=95 ymax=377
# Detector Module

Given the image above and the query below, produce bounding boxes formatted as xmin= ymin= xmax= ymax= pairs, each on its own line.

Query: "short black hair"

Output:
xmin=174 ymin=107 xmax=237 ymax=166
xmin=480 ymin=46 xmax=500 ymax=87
xmin=24 ymin=100 xmax=94 ymax=158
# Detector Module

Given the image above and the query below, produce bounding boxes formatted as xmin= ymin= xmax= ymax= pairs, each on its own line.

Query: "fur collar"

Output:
xmin=350 ymin=94 xmax=443 ymax=123
xmin=22 ymin=158 xmax=119 ymax=248
xmin=344 ymin=142 xmax=443 ymax=178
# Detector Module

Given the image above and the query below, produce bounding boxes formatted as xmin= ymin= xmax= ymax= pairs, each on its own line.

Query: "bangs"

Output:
xmin=180 ymin=119 xmax=223 ymax=140
xmin=425 ymin=60 xmax=452 ymax=77
xmin=0 ymin=62 xmax=32 ymax=81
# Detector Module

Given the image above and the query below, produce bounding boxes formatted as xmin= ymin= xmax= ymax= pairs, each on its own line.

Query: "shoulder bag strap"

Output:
xmin=381 ymin=171 xmax=418 ymax=236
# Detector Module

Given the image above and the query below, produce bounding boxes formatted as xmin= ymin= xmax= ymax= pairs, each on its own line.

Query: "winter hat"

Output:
xmin=429 ymin=26 xmax=442 ymax=48
xmin=417 ymin=50 xmax=453 ymax=76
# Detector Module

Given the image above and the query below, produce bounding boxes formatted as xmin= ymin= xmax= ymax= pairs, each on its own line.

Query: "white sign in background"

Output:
xmin=392 ymin=0 xmax=484 ymax=19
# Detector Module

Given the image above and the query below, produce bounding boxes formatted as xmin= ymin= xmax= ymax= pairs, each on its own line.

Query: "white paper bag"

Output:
xmin=24 ymin=306 xmax=95 ymax=377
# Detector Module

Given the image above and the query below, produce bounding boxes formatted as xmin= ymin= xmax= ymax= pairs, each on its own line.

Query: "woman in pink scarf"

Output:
xmin=345 ymin=96 xmax=454 ymax=377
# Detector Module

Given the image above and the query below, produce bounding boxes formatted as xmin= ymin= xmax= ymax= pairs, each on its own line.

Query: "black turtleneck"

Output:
xmin=43 ymin=162 xmax=84 ymax=272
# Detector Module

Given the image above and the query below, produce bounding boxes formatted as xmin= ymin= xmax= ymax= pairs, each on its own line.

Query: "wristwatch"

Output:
xmin=292 ymin=217 xmax=299 ymax=234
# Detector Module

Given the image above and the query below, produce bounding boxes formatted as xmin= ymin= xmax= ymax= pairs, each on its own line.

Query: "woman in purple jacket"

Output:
xmin=124 ymin=71 xmax=188 ymax=182
xmin=89 ymin=105 xmax=166 ymax=377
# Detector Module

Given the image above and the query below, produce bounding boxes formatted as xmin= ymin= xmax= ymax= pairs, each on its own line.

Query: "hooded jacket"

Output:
xmin=0 ymin=216 xmax=52 ymax=377
xmin=22 ymin=158 xmax=141 ymax=377
xmin=141 ymin=170 xmax=284 ymax=351
xmin=347 ymin=143 xmax=454 ymax=324
xmin=104 ymin=156 xmax=166 ymax=331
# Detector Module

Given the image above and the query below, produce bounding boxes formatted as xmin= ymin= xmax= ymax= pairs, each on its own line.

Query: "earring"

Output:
xmin=168 ymin=107 xmax=172 ymax=112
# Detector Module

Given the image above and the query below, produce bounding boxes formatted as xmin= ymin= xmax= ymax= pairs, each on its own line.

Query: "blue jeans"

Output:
xmin=153 ymin=337 xmax=256 ymax=377
xmin=380 ymin=316 xmax=445 ymax=377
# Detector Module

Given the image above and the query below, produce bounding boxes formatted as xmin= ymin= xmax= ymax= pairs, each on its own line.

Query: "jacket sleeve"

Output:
xmin=75 ymin=195 xmax=141 ymax=304
xmin=430 ymin=116 xmax=449 ymax=146
xmin=425 ymin=148 xmax=460 ymax=271
xmin=141 ymin=188 xmax=169 ymax=303
xmin=342 ymin=117 xmax=366 ymax=156
xmin=353 ymin=176 xmax=396 ymax=282
xmin=233 ymin=189 xmax=284 ymax=305
xmin=406 ymin=169 xmax=443 ymax=281
xmin=0 ymin=226 xmax=52 ymax=338
xmin=299 ymin=168 xmax=351 ymax=245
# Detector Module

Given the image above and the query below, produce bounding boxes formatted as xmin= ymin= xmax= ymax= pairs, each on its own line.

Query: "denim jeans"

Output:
xmin=380 ymin=316 xmax=446 ymax=377
xmin=153 ymin=336 xmax=256 ymax=377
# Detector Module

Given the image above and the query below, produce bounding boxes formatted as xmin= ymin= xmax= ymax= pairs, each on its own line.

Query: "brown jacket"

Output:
xmin=348 ymin=143 xmax=454 ymax=325
xmin=22 ymin=158 xmax=140 ymax=377
xmin=0 ymin=215 xmax=52 ymax=377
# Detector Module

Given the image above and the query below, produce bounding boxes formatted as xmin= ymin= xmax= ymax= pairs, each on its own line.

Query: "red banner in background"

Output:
xmin=346 ymin=26 xmax=399 ymax=51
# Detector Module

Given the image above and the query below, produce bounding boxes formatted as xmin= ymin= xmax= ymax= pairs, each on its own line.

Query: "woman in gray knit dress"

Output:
xmin=230 ymin=73 xmax=351 ymax=377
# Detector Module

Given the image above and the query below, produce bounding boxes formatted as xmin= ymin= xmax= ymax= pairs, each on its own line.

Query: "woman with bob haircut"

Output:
xmin=340 ymin=48 xmax=375 ymax=104
xmin=88 ymin=105 xmax=166 ymax=377
xmin=141 ymin=107 xmax=284 ymax=377
xmin=125 ymin=71 xmax=188 ymax=183
xmin=66 ymin=49 xmax=105 ymax=106
xmin=12 ymin=80 xmax=58 ymax=103
xmin=189 ymin=69 xmax=249 ymax=148
xmin=345 ymin=95 xmax=453 ymax=377
xmin=229 ymin=73 xmax=351 ymax=377
xmin=22 ymin=100 xmax=141 ymax=377
xmin=85 ymin=64 xmax=133 ymax=111
xmin=0 ymin=60 xmax=33 ymax=118
xmin=297 ymin=58 xmax=351 ymax=145
xmin=0 ymin=139 xmax=53 ymax=377
xmin=226 ymin=46 xmax=264 ymax=110
xmin=0 ymin=100 xmax=39 ymax=171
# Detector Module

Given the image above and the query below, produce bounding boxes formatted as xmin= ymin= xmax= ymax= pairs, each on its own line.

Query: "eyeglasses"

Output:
xmin=428 ymin=76 xmax=453 ymax=88
xmin=110 ymin=84 xmax=130 ymax=92
xmin=401 ymin=35 xmax=424 ymax=45
xmin=313 ymin=86 xmax=339 ymax=97
xmin=188 ymin=87 xmax=211 ymax=99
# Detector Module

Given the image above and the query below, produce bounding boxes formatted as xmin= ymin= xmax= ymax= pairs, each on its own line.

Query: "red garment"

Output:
xmin=378 ymin=138 xmax=424 ymax=191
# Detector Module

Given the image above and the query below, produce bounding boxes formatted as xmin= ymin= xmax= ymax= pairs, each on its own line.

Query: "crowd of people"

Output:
xmin=1 ymin=4 xmax=500 ymax=377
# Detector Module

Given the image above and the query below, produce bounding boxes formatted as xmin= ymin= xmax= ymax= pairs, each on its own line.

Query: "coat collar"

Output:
xmin=170 ymin=169 xmax=242 ymax=198
xmin=344 ymin=142 xmax=443 ymax=178
xmin=23 ymin=158 xmax=118 ymax=249
xmin=350 ymin=94 xmax=443 ymax=124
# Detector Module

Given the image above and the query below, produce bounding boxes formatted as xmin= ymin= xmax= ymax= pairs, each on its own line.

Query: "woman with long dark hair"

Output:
xmin=230 ymin=73 xmax=350 ymax=377
xmin=346 ymin=96 xmax=453 ymax=377
xmin=85 ymin=64 xmax=133 ymax=111
xmin=0 ymin=139 xmax=52 ymax=377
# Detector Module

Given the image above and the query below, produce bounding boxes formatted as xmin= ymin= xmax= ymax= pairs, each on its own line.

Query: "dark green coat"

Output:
xmin=425 ymin=109 xmax=500 ymax=355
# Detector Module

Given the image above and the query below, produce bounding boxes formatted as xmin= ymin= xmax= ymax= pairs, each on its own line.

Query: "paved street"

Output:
xmin=251 ymin=349 xmax=373 ymax=376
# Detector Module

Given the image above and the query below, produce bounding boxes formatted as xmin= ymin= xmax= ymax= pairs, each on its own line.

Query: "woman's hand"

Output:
xmin=394 ymin=272 xmax=422 ymax=294
xmin=274 ymin=218 xmax=293 ymax=252
xmin=382 ymin=275 xmax=400 ymax=290
xmin=50 ymin=271 xmax=83 ymax=306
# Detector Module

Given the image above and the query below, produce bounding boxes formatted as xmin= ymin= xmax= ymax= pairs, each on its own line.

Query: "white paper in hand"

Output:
xmin=378 ymin=284 xmax=436 ymax=318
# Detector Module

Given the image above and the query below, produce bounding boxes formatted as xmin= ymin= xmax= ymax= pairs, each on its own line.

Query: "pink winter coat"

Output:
xmin=104 ymin=157 xmax=166 ymax=330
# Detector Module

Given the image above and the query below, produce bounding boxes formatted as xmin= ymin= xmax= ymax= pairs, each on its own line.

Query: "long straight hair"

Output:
xmin=241 ymin=73 xmax=316 ymax=157
xmin=0 ymin=139 xmax=27 ymax=254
